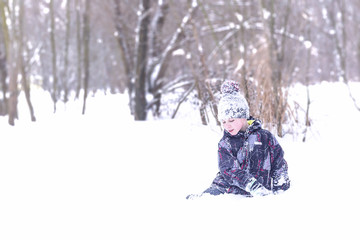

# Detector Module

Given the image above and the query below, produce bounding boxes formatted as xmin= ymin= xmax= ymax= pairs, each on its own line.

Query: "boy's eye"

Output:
xmin=229 ymin=119 xmax=234 ymax=122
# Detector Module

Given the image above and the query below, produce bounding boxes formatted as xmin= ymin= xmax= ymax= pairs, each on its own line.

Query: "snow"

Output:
xmin=191 ymin=0 xmax=198 ymax=8
xmin=1 ymin=81 xmax=360 ymax=240
xmin=150 ymin=63 xmax=161 ymax=83
xmin=235 ymin=12 xmax=243 ymax=22
xmin=235 ymin=58 xmax=244 ymax=72
xmin=304 ymin=40 xmax=312 ymax=49
xmin=172 ymin=49 xmax=185 ymax=56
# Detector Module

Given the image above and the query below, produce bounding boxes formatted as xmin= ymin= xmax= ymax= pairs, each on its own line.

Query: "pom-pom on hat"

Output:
xmin=218 ymin=80 xmax=249 ymax=120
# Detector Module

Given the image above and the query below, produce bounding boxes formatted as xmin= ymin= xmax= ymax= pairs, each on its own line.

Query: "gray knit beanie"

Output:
xmin=218 ymin=80 xmax=249 ymax=120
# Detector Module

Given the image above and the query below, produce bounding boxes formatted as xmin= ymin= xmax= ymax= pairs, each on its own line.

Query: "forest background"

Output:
xmin=1 ymin=0 xmax=360 ymax=136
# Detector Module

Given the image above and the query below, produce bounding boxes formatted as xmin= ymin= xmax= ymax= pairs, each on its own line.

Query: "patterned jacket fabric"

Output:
xmin=204 ymin=117 xmax=290 ymax=196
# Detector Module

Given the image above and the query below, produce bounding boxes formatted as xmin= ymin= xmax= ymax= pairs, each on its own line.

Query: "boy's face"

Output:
xmin=222 ymin=118 xmax=247 ymax=135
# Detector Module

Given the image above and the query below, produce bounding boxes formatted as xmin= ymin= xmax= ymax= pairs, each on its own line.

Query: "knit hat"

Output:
xmin=218 ymin=80 xmax=249 ymax=120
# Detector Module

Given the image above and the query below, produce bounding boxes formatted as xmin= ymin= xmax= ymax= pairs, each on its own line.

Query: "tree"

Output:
xmin=49 ymin=0 xmax=59 ymax=112
xmin=0 ymin=14 xmax=8 ymax=116
xmin=0 ymin=0 xmax=358 ymax=131
xmin=328 ymin=0 xmax=360 ymax=111
xmin=134 ymin=0 xmax=150 ymax=120
xmin=258 ymin=0 xmax=292 ymax=136
xmin=19 ymin=0 xmax=36 ymax=121
xmin=114 ymin=0 xmax=199 ymax=120
xmin=1 ymin=0 xmax=19 ymax=126
xmin=82 ymin=0 xmax=90 ymax=114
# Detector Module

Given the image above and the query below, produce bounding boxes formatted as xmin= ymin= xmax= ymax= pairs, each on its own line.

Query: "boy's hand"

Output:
xmin=246 ymin=178 xmax=272 ymax=197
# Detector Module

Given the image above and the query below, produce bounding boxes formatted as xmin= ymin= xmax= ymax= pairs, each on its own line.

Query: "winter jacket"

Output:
xmin=204 ymin=118 xmax=290 ymax=196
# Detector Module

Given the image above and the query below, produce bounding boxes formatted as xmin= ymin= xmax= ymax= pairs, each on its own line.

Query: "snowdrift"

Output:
xmin=1 ymin=81 xmax=359 ymax=240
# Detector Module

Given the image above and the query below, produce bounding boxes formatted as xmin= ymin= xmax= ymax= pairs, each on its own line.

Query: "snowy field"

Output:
xmin=1 ymin=81 xmax=360 ymax=240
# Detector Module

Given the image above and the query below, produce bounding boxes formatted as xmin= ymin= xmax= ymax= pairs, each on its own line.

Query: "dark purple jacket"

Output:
xmin=204 ymin=118 xmax=290 ymax=196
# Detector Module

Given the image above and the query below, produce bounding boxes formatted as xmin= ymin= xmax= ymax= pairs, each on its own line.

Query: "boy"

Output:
xmin=189 ymin=80 xmax=290 ymax=198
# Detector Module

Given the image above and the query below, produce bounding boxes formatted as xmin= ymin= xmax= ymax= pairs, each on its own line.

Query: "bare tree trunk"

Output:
xmin=49 ymin=0 xmax=58 ymax=113
xmin=134 ymin=0 xmax=150 ymax=120
xmin=148 ymin=1 xmax=198 ymax=88
xmin=114 ymin=0 xmax=134 ymax=112
xmin=303 ymin=28 xmax=312 ymax=142
xmin=8 ymin=53 xmax=18 ymax=126
xmin=235 ymin=3 xmax=251 ymax=110
xmin=0 ymin=1 xmax=9 ymax=116
xmin=82 ymin=0 xmax=90 ymax=115
xmin=329 ymin=0 xmax=347 ymax=83
xmin=113 ymin=0 xmax=132 ymax=80
xmin=62 ymin=0 xmax=71 ymax=103
xmin=330 ymin=0 xmax=360 ymax=111
xmin=114 ymin=0 xmax=199 ymax=119
xmin=185 ymin=49 xmax=208 ymax=125
xmin=147 ymin=0 xmax=169 ymax=116
xmin=1 ymin=0 xmax=19 ymax=125
xmin=146 ymin=0 xmax=199 ymax=118
xmin=0 ymin=50 xmax=8 ymax=115
xmin=75 ymin=0 xmax=82 ymax=99
xmin=19 ymin=0 xmax=36 ymax=121
xmin=149 ymin=0 xmax=168 ymax=62
xmin=8 ymin=40 xmax=18 ymax=126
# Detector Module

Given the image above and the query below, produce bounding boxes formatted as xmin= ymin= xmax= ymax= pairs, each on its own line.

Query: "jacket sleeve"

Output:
xmin=269 ymin=135 xmax=291 ymax=193
xmin=218 ymin=141 xmax=254 ymax=191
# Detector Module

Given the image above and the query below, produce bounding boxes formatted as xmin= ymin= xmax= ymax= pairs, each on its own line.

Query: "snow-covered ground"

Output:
xmin=1 ymin=81 xmax=359 ymax=240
